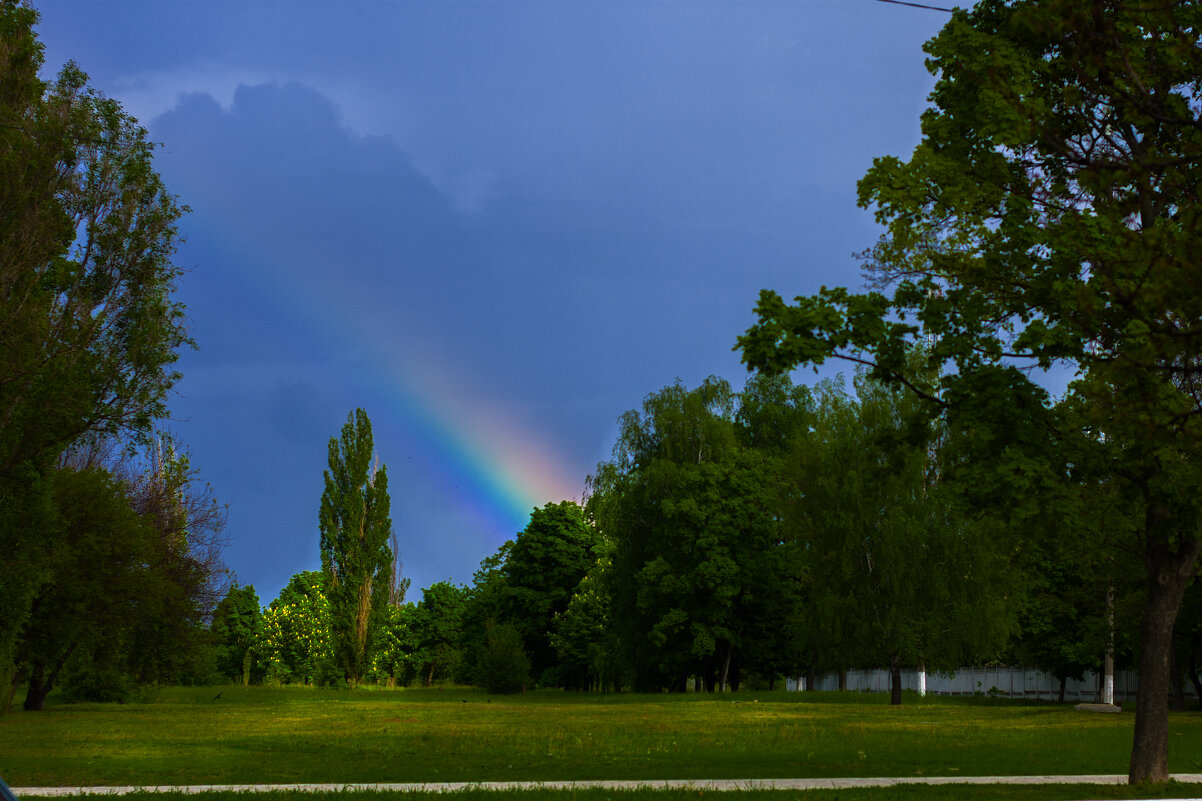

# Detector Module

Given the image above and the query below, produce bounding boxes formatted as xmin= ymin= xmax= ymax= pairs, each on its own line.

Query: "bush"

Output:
xmin=474 ymin=620 xmax=531 ymax=694
xmin=62 ymin=668 xmax=132 ymax=703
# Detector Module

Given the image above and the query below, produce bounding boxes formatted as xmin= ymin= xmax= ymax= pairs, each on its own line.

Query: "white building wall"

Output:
xmin=787 ymin=666 xmax=1186 ymax=702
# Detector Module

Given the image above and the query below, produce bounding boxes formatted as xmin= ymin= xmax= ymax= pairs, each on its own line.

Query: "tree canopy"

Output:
xmin=738 ymin=0 xmax=1202 ymax=782
xmin=0 ymin=0 xmax=192 ymax=707
xmin=319 ymin=409 xmax=394 ymax=686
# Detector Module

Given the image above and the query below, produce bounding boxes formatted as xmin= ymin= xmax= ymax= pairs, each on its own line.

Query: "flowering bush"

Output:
xmin=255 ymin=571 xmax=333 ymax=685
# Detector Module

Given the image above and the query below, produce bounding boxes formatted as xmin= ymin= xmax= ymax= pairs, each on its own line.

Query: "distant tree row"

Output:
xmin=208 ymin=376 xmax=1202 ymax=716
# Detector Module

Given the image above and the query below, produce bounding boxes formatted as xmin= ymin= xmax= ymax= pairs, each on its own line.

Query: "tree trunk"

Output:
xmin=1058 ymin=675 xmax=1067 ymax=705
xmin=22 ymin=643 xmax=76 ymax=712
xmin=890 ymin=655 xmax=902 ymax=706
xmin=1188 ymin=645 xmax=1202 ymax=710
xmin=838 ymin=669 xmax=847 ymax=691
xmin=352 ymin=577 xmax=372 ymax=686
xmin=1128 ymin=530 xmax=1198 ymax=784
xmin=23 ymin=663 xmax=49 ymax=711
xmin=719 ymin=643 xmax=732 ymax=693
xmin=1170 ymin=647 xmax=1185 ymax=712
xmin=2 ymin=664 xmax=19 ymax=715
xmin=806 ymin=666 xmax=817 ymax=692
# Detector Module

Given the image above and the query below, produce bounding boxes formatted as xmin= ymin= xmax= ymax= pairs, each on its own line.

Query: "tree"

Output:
xmin=372 ymin=602 xmax=419 ymax=687
xmin=319 ymin=409 xmax=394 ymax=686
xmin=411 ymin=581 xmax=467 ymax=686
xmin=119 ymin=436 xmax=228 ymax=686
xmin=16 ymin=435 xmax=226 ymax=708
xmin=789 ymin=371 xmax=1018 ymax=705
xmin=0 ymin=2 xmax=191 ymax=707
xmin=459 ymin=542 xmax=512 ymax=678
xmin=588 ymin=377 xmax=800 ymax=692
xmin=738 ymin=0 xmax=1202 ymax=780
xmin=550 ymin=560 xmax=620 ymax=692
xmin=498 ymin=501 xmax=597 ymax=686
xmin=16 ymin=466 xmax=158 ymax=709
xmin=474 ymin=620 xmax=532 ymax=694
xmin=256 ymin=571 xmax=331 ymax=685
xmin=212 ymin=585 xmax=264 ymax=685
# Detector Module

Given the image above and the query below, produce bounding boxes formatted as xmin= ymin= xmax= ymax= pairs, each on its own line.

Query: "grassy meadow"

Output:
xmin=2 ymin=687 xmax=1202 ymax=791
xmin=64 ymin=788 xmax=1202 ymax=801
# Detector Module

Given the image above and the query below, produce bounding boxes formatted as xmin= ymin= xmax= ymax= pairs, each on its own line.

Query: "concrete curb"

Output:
xmin=10 ymin=775 xmax=1202 ymax=795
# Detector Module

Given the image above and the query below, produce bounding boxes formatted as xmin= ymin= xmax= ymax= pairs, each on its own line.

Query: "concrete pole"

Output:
xmin=1103 ymin=583 xmax=1115 ymax=705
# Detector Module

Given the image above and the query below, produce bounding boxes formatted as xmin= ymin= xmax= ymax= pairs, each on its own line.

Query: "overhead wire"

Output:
xmin=869 ymin=0 xmax=956 ymax=12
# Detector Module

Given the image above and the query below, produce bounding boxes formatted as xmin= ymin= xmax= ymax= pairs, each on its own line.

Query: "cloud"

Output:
xmin=120 ymin=64 xmax=498 ymax=215
xmin=111 ymin=64 xmax=273 ymax=125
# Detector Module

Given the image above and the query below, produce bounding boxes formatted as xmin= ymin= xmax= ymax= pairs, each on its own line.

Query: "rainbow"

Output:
xmin=204 ymin=216 xmax=583 ymax=547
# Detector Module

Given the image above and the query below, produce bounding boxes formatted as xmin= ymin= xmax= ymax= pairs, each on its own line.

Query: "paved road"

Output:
xmin=10 ymin=775 xmax=1202 ymax=796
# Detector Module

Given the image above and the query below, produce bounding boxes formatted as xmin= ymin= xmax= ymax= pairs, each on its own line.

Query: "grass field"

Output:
xmin=2 ymin=687 xmax=1201 ymax=793
xmin=46 ymin=788 xmax=1202 ymax=801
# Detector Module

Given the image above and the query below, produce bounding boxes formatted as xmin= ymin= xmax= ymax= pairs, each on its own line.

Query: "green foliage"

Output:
xmin=411 ymin=581 xmax=467 ymax=686
xmin=212 ymin=585 xmax=264 ymax=685
xmin=319 ymin=409 xmax=394 ymax=686
xmin=14 ymin=437 xmax=225 ymax=709
xmin=16 ymin=466 xmax=159 ymax=709
xmin=737 ymin=0 xmax=1202 ymax=780
xmin=473 ymin=501 xmax=598 ymax=687
xmin=459 ymin=541 xmax=512 ymax=677
xmin=255 ymin=572 xmax=332 ymax=685
xmin=474 ymin=620 xmax=532 ymax=694
xmin=371 ymin=602 xmax=420 ymax=687
xmin=59 ymin=666 xmax=134 ymax=704
xmin=589 ymin=376 xmax=804 ymax=692
xmin=551 ymin=560 xmax=621 ymax=692
xmin=787 ymin=370 xmax=1019 ymax=697
xmin=0 ymin=2 xmax=192 ymax=709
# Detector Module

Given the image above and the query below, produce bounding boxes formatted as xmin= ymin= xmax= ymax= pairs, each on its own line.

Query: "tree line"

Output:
xmin=212 ymin=380 xmax=1202 ymax=723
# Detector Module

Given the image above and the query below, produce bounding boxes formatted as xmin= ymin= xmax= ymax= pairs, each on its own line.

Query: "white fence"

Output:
xmin=784 ymin=666 xmax=1187 ymax=702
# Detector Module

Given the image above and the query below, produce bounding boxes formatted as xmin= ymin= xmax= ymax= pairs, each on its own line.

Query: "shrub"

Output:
xmin=475 ymin=620 xmax=531 ymax=694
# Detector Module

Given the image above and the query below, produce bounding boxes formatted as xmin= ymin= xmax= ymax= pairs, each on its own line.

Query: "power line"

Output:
xmin=870 ymin=0 xmax=956 ymax=12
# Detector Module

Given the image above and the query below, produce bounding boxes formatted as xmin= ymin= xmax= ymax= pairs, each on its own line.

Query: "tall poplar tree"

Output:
xmin=319 ymin=409 xmax=394 ymax=686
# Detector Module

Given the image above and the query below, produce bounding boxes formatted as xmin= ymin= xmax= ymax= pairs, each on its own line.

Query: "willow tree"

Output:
xmin=739 ymin=0 xmax=1202 ymax=783
xmin=319 ymin=409 xmax=394 ymax=686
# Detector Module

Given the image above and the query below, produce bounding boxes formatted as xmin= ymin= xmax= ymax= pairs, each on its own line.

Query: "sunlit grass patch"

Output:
xmin=1 ymin=688 xmax=1198 ymax=787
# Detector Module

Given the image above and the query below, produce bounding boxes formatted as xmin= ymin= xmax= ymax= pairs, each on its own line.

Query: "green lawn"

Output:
xmin=68 ymin=788 xmax=1202 ymax=801
xmin=1 ymin=687 xmax=1200 ymax=789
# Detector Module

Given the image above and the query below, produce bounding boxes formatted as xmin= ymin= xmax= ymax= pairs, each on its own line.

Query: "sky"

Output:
xmin=34 ymin=0 xmax=957 ymax=605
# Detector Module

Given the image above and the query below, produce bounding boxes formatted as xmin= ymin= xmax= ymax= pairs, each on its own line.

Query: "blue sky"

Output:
xmin=35 ymin=1 xmax=956 ymax=604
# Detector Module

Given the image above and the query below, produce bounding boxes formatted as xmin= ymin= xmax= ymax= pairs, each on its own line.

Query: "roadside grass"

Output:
xmin=29 ymin=788 xmax=1202 ymax=801
xmin=3 ymin=687 xmax=1201 ymax=788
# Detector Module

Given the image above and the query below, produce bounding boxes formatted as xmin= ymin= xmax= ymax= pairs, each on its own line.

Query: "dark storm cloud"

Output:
xmin=34 ymin=1 xmax=953 ymax=602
